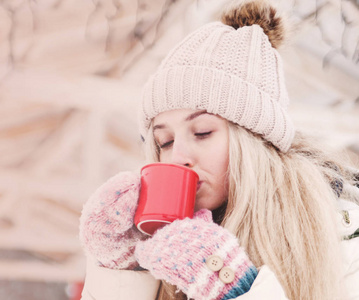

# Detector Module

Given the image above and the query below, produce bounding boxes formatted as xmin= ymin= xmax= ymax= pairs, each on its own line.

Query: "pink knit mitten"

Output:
xmin=135 ymin=210 xmax=257 ymax=300
xmin=79 ymin=172 xmax=146 ymax=270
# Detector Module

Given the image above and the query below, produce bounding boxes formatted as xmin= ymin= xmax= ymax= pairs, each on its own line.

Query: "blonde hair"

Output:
xmin=144 ymin=121 xmax=353 ymax=300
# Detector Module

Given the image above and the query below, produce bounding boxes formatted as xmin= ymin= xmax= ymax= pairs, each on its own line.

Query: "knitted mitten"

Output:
xmin=79 ymin=172 xmax=146 ymax=270
xmin=135 ymin=209 xmax=258 ymax=300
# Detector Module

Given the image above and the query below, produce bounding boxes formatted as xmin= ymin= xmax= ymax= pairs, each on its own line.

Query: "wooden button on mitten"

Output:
xmin=135 ymin=209 xmax=258 ymax=300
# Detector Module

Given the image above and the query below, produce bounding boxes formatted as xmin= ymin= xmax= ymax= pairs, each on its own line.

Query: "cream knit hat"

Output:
xmin=139 ymin=0 xmax=295 ymax=152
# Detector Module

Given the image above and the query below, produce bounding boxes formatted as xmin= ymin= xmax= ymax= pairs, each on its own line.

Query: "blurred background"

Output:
xmin=0 ymin=0 xmax=358 ymax=299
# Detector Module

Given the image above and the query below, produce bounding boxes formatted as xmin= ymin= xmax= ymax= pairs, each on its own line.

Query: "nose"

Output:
xmin=169 ymin=139 xmax=194 ymax=168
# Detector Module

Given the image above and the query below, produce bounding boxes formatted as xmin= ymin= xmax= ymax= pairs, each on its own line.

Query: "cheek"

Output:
xmin=205 ymin=144 xmax=229 ymax=193
xmin=210 ymin=142 xmax=229 ymax=178
xmin=214 ymin=141 xmax=229 ymax=195
xmin=158 ymin=151 xmax=169 ymax=163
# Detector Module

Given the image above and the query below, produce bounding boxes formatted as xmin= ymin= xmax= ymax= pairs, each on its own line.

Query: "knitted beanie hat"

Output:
xmin=139 ymin=0 xmax=295 ymax=152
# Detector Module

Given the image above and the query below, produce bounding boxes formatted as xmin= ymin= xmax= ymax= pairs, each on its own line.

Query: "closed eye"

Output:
xmin=195 ymin=132 xmax=212 ymax=139
xmin=159 ymin=140 xmax=173 ymax=149
xmin=158 ymin=132 xmax=212 ymax=149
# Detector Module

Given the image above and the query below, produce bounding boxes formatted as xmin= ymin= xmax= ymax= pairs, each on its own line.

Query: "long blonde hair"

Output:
xmin=144 ymin=121 xmax=354 ymax=300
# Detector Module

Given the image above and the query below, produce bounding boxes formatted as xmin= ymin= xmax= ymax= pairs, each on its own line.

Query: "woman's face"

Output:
xmin=153 ymin=109 xmax=229 ymax=212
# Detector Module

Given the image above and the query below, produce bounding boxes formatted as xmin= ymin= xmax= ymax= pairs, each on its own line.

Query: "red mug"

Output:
xmin=134 ymin=163 xmax=199 ymax=236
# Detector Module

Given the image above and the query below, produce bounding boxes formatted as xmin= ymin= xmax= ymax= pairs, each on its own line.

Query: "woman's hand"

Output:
xmin=135 ymin=209 xmax=258 ymax=300
xmin=79 ymin=172 xmax=146 ymax=270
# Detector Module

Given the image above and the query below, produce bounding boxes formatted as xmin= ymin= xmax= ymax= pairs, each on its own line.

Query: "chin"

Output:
xmin=194 ymin=201 xmax=216 ymax=212
xmin=194 ymin=203 xmax=206 ymax=212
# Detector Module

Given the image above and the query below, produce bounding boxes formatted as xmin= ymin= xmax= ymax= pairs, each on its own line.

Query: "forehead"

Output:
xmin=154 ymin=109 xmax=231 ymax=127
xmin=153 ymin=109 xmax=202 ymax=124
xmin=152 ymin=109 xmax=230 ymax=132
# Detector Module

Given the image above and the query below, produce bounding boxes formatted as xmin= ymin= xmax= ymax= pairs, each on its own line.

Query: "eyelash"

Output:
xmin=158 ymin=132 xmax=212 ymax=149
xmin=159 ymin=140 xmax=173 ymax=149
xmin=195 ymin=131 xmax=212 ymax=139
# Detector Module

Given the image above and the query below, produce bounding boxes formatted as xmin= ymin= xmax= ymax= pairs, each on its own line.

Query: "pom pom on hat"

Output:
xmin=221 ymin=0 xmax=285 ymax=49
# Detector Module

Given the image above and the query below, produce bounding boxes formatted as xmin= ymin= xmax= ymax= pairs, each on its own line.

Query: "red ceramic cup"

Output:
xmin=134 ymin=163 xmax=199 ymax=236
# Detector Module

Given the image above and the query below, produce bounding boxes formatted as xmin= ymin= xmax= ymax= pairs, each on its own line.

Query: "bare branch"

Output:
xmin=85 ymin=0 xmax=104 ymax=42
xmin=123 ymin=0 xmax=177 ymax=73
xmin=353 ymin=39 xmax=359 ymax=63
xmin=105 ymin=0 xmax=123 ymax=52
xmin=323 ymin=48 xmax=342 ymax=68
xmin=0 ymin=0 xmax=36 ymax=82
xmin=295 ymin=0 xmax=359 ymax=66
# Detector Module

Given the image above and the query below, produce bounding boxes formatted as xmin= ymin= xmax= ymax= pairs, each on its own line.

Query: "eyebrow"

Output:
xmin=185 ymin=110 xmax=208 ymax=121
xmin=153 ymin=110 xmax=208 ymax=131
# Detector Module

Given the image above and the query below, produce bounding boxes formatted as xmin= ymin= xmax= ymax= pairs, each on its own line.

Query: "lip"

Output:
xmin=196 ymin=181 xmax=202 ymax=191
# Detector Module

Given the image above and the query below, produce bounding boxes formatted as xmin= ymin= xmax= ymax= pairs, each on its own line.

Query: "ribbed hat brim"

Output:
xmin=140 ymin=66 xmax=294 ymax=152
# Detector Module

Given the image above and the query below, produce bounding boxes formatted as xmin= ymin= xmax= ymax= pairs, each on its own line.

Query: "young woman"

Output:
xmin=79 ymin=1 xmax=359 ymax=299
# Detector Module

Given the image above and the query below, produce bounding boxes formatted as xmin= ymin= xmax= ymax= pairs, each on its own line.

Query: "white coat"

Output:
xmin=80 ymin=199 xmax=359 ymax=300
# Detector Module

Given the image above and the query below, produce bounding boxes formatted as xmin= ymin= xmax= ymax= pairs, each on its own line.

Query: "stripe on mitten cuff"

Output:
xmin=221 ymin=266 xmax=258 ymax=300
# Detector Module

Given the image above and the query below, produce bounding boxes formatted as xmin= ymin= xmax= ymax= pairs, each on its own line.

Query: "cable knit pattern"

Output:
xmin=135 ymin=209 xmax=258 ymax=300
xmin=79 ymin=172 xmax=147 ymax=270
xmin=139 ymin=22 xmax=294 ymax=152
